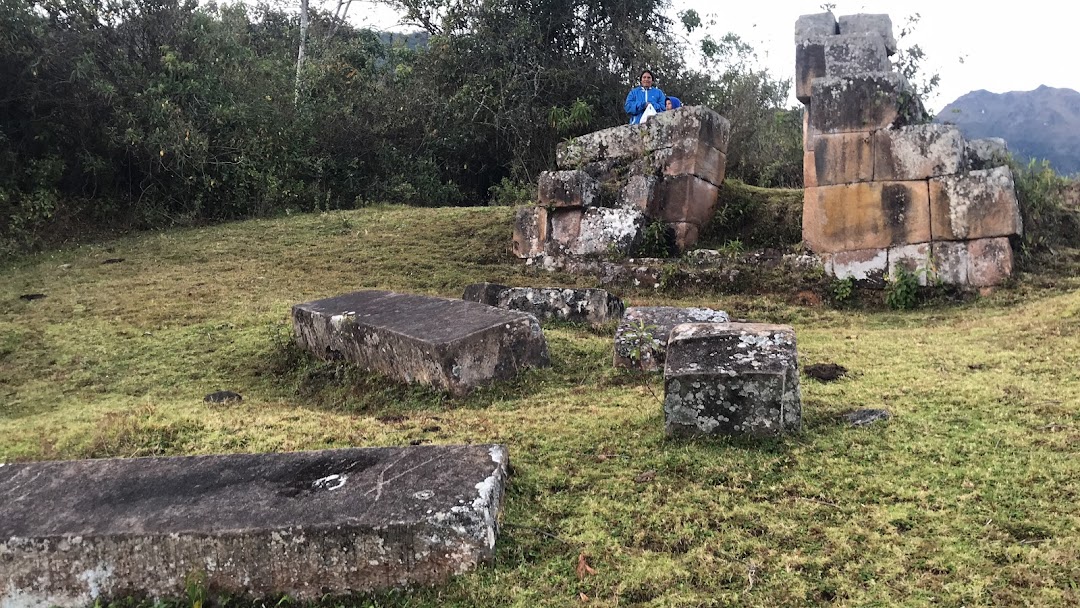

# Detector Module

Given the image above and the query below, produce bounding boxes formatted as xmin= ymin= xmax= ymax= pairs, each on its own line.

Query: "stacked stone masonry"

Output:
xmin=796 ymin=12 xmax=1023 ymax=288
xmin=512 ymin=106 xmax=732 ymax=262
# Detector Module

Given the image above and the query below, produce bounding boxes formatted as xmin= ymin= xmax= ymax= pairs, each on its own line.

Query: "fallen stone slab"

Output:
xmin=843 ymin=408 xmax=891 ymax=427
xmin=664 ymin=323 xmax=802 ymax=437
xmin=292 ymin=291 xmax=549 ymax=396
xmin=0 ymin=444 xmax=509 ymax=605
xmin=613 ymin=306 xmax=730 ymax=371
xmin=462 ymin=283 xmax=625 ymax=326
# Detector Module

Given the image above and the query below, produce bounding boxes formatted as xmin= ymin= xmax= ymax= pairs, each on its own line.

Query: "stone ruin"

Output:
xmin=797 ymin=12 xmax=1023 ymax=288
xmin=513 ymin=106 xmax=731 ymax=264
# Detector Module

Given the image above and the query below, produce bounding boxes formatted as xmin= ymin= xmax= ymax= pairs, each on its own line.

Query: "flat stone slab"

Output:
xmin=613 ymin=306 xmax=730 ymax=371
xmin=664 ymin=323 xmax=802 ymax=437
xmin=0 ymin=445 xmax=509 ymax=606
xmin=462 ymin=283 xmax=625 ymax=326
xmin=292 ymin=291 xmax=549 ymax=396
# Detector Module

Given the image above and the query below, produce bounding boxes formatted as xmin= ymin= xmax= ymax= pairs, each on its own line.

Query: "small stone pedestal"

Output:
xmin=663 ymin=323 xmax=802 ymax=437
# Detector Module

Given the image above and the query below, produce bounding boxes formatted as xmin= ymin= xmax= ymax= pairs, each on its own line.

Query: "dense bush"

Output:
xmin=1011 ymin=157 xmax=1080 ymax=259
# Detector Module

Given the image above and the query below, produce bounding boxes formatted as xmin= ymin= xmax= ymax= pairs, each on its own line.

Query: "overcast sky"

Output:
xmin=347 ymin=0 xmax=1080 ymax=113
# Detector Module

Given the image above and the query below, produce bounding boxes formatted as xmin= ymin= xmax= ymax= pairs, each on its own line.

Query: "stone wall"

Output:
xmin=796 ymin=12 xmax=1023 ymax=288
xmin=513 ymin=106 xmax=731 ymax=262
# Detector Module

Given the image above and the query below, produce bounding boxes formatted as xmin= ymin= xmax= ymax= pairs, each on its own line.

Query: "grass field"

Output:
xmin=2 ymin=205 xmax=1079 ymax=607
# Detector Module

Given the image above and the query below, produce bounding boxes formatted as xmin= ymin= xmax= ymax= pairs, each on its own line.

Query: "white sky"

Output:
xmin=344 ymin=0 xmax=1080 ymax=113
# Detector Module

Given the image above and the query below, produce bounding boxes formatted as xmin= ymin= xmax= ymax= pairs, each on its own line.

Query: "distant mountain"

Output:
xmin=935 ymin=85 xmax=1080 ymax=176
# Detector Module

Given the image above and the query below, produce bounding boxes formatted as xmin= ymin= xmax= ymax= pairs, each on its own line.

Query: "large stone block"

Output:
xmin=821 ymin=247 xmax=888 ymax=286
xmin=838 ymin=13 xmax=896 ymax=54
xmin=824 ymin=32 xmax=890 ymax=78
xmin=803 ymin=151 xmax=817 ymax=188
xmin=664 ymin=323 xmax=802 ymax=437
xmin=512 ymin=206 xmax=548 ymax=259
xmin=812 ymin=131 xmax=874 ymax=185
xmin=0 ymin=445 xmax=509 ymax=604
xmin=929 ymin=166 xmax=1022 ymax=241
xmin=795 ymin=39 xmax=827 ymax=104
xmin=613 ymin=306 xmax=730 ymax=371
xmin=556 ymin=124 xmax=645 ymax=169
xmin=618 ymin=174 xmax=658 ymax=211
xmin=644 ymin=106 xmax=731 ymax=154
xmin=292 ymin=291 xmax=549 ymax=396
xmin=568 ymin=207 xmax=645 ymax=256
xmin=650 ymin=138 xmax=727 ymax=186
xmin=462 ymin=283 xmax=625 ymax=326
xmin=803 ymin=181 xmax=931 ymax=253
xmin=874 ymin=124 xmax=965 ymax=181
xmin=888 ymin=242 xmax=933 ymax=286
xmin=547 ymin=208 xmax=583 ymax=254
xmin=670 ymin=222 xmax=700 ymax=253
xmin=810 ymin=73 xmax=917 ymax=133
xmin=930 ymin=240 xmax=970 ymax=285
xmin=653 ymin=174 xmax=721 ymax=227
xmin=968 ymin=237 xmax=1014 ymax=287
xmin=965 ymin=137 xmax=1010 ymax=170
xmin=538 ymin=170 xmax=600 ymax=208
xmin=794 ymin=12 xmax=838 ymax=43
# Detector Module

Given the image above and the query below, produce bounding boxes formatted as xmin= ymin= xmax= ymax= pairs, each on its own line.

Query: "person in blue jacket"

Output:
xmin=624 ymin=70 xmax=666 ymax=124
xmin=666 ymin=96 xmax=682 ymax=110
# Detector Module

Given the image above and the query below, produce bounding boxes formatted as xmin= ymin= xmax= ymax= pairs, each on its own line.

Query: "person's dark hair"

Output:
xmin=639 ymin=69 xmax=655 ymax=81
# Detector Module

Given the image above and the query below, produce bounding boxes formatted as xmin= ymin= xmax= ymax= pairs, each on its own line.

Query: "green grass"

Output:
xmin=2 ymin=205 xmax=1079 ymax=606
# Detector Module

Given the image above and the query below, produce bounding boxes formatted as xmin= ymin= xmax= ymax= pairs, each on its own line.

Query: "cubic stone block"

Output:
xmin=618 ymin=175 xmax=658 ymax=211
xmin=568 ymin=207 xmax=645 ymax=256
xmin=292 ymin=291 xmax=549 ymax=396
xmin=664 ymin=323 xmax=802 ymax=437
xmin=0 ymin=445 xmax=509 ymax=604
xmin=613 ymin=306 xmax=730 ymax=371
xmin=930 ymin=240 xmax=970 ymax=285
xmin=929 ymin=166 xmax=1023 ymax=241
xmin=968 ymin=237 xmax=1014 ymax=287
xmin=556 ymin=123 xmax=645 ymax=169
xmin=651 ymin=139 xmax=727 ymax=186
xmin=795 ymin=39 xmax=828 ymax=104
xmin=794 ymin=12 xmax=838 ymax=43
xmin=512 ymin=206 xmax=548 ymax=259
xmin=838 ymin=13 xmax=897 ymax=54
xmin=547 ymin=208 xmax=584 ymax=254
xmin=538 ymin=170 xmax=600 ymax=208
xmin=874 ymin=124 xmax=965 ymax=181
xmin=653 ymin=174 xmax=721 ymax=227
xmin=813 ymin=131 xmax=874 ymax=185
xmin=821 ymin=247 xmax=888 ymax=286
xmin=644 ymin=106 xmax=731 ymax=154
xmin=811 ymin=72 xmax=916 ymax=133
xmin=803 ymin=181 xmax=931 ymax=253
xmin=824 ymin=32 xmax=891 ymax=78
xmin=888 ymin=242 xmax=933 ymax=286
xmin=461 ymin=283 xmax=625 ymax=326
xmin=965 ymin=137 xmax=1009 ymax=170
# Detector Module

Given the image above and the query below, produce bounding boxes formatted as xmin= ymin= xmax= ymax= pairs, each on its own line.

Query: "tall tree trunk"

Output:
xmin=294 ymin=0 xmax=309 ymax=105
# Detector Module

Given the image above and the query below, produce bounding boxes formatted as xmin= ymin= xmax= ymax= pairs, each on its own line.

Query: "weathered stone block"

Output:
xmin=556 ymin=124 xmax=645 ymax=169
xmin=512 ymin=206 xmax=548 ymax=259
xmin=874 ymin=124 xmax=965 ymax=181
xmin=930 ymin=240 xmax=969 ymax=285
xmin=838 ymin=13 xmax=896 ymax=54
xmin=670 ymin=222 xmax=700 ymax=253
xmin=967 ymin=237 xmax=1014 ymax=287
xmin=462 ymin=283 xmax=625 ymax=326
xmin=547 ymin=208 xmax=584 ymax=254
xmin=568 ymin=207 xmax=645 ymax=256
xmin=651 ymin=139 xmax=727 ymax=186
xmin=821 ymin=247 xmax=888 ymax=286
xmin=618 ymin=174 xmax=658 ymax=211
xmin=803 ymin=151 xmax=817 ymax=188
xmin=292 ymin=291 xmax=549 ymax=396
xmin=888 ymin=242 xmax=933 ymax=286
xmin=664 ymin=323 xmax=802 ymax=437
xmin=824 ymin=32 xmax=890 ymax=78
xmin=644 ymin=106 xmax=731 ymax=154
xmin=965 ymin=137 xmax=1009 ymax=171
xmin=653 ymin=174 xmax=721 ymax=227
xmin=613 ymin=306 xmax=730 ymax=371
xmin=803 ymin=181 xmax=931 ymax=253
xmin=538 ymin=170 xmax=600 ymax=208
xmin=0 ymin=445 xmax=509 ymax=604
xmin=810 ymin=73 xmax=916 ymax=133
xmin=929 ymin=166 xmax=1022 ymax=241
xmin=794 ymin=12 xmax=838 ymax=43
xmin=812 ymin=131 xmax=874 ymax=185
xmin=795 ymin=39 xmax=827 ymax=104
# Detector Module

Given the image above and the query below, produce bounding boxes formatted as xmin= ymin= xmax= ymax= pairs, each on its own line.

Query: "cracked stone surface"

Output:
xmin=292 ymin=291 xmax=549 ymax=396
xmin=613 ymin=306 xmax=730 ymax=371
xmin=0 ymin=445 xmax=509 ymax=606
xmin=663 ymin=323 xmax=802 ymax=437
xmin=462 ymin=283 xmax=625 ymax=326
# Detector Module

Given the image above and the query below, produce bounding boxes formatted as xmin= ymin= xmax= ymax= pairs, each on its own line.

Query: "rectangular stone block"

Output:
xmin=965 ymin=137 xmax=1009 ymax=171
xmin=292 ymin=291 xmax=549 ymax=396
xmin=538 ymin=170 xmax=600 ymax=208
xmin=462 ymin=283 xmax=625 ymax=326
xmin=794 ymin=12 xmax=838 ymax=43
xmin=803 ymin=151 xmax=817 ymax=189
xmin=568 ymin=207 xmax=645 ymax=257
xmin=930 ymin=240 xmax=970 ymax=285
xmin=556 ymin=123 xmax=645 ymax=169
xmin=618 ymin=174 xmax=658 ymax=212
xmin=653 ymin=174 xmax=721 ymax=227
xmin=838 ymin=13 xmax=897 ymax=54
xmin=874 ymin=124 xmax=965 ymax=181
xmin=930 ymin=166 xmax=1023 ymax=241
xmin=664 ymin=323 xmax=802 ymax=437
xmin=0 ymin=445 xmax=509 ymax=605
xmin=803 ymin=181 xmax=931 ymax=253
xmin=548 ymin=208 xmax=584 ymax=254
xmin=644 ymin=106 xmax=731 ymax=154
xmin=613 ymin=306 xmax=730 ymax=371
xmin=888 ymin=242 xmax=933 ymax=286
xmin=812 ymin=131 xmax=874 ymax=185
xmin=811 ymin=72 xmax=916 ymax=134
xmin=821 ymin=247 xmax=888 ymax=286
xmin=651 ymin=139 xmax=727 ymax=186
xmin=824 ymin=32 xmax=890 ymax=78
xmin=512 ymin=206 xmax=548 ymax=259
xmin=795 ymin=39 xmax=827 ymax=104
xmin=968 ymin=237 xmax=1014 ymax=287
xmin=670 ymin=222 xmax=700 ymax=253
